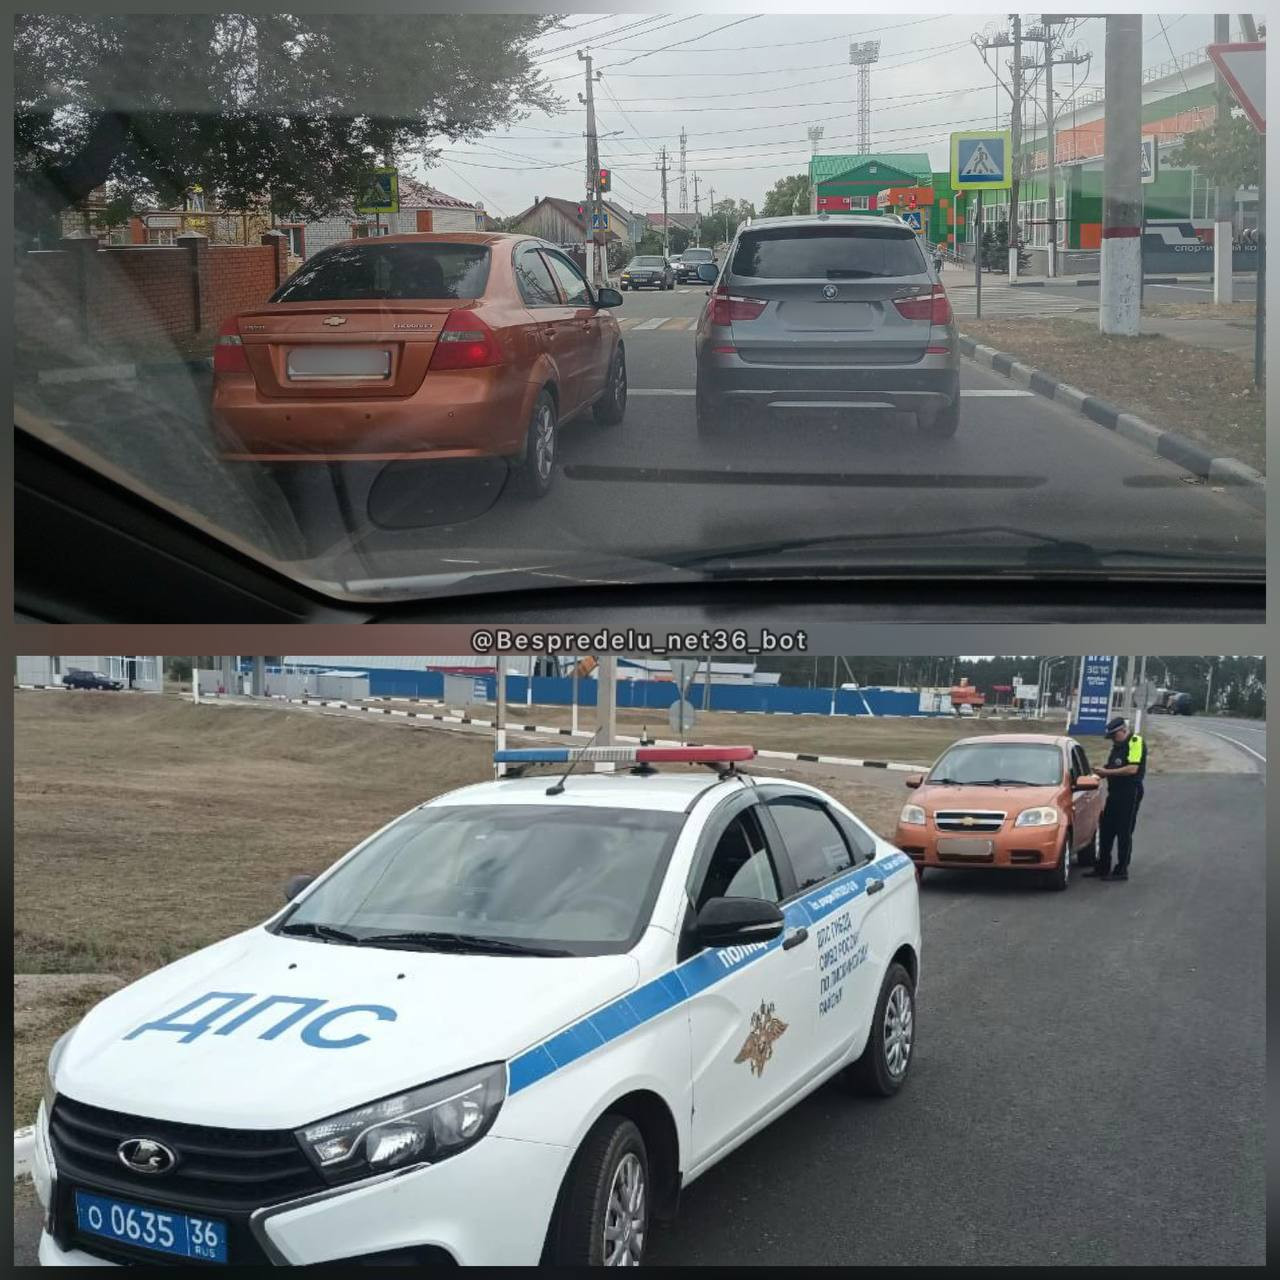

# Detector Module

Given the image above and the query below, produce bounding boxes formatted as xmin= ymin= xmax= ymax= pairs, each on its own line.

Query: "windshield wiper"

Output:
xmin=355 ymin=931 xmax=571 ymax=957
xmin=278 ymin=921 xmax=360 ymax=945
xmin=962 ymin=779 xmax=1037 ymax=787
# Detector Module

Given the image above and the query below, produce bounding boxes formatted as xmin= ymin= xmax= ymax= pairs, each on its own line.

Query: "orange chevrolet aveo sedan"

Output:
xmin=211 ymin=232 xmax=627 ymax=498
xmin=893 ymin=734 xmax=1106 ymax=892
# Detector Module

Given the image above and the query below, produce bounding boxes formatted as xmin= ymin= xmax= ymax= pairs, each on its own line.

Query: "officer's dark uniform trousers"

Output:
xmin=1097 ymin=733 xmax=1146 ymax=876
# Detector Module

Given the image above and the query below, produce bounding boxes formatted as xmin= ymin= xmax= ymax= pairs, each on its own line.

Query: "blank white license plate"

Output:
xmin=287 ymin=347 xmax=390 ymax=379
xmin=780 ymin=302 xmax=875 ymax=331
xmin=936 ymin=838 xmax=995 ymax=857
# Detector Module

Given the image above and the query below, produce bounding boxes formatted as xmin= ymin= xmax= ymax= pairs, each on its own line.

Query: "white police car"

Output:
xmin=33 ymin=745 xmax=921 ymax=1267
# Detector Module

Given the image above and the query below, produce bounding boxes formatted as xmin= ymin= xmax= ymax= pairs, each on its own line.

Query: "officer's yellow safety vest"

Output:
xmin=1126 ymin=734 xmax=1144 ymax=764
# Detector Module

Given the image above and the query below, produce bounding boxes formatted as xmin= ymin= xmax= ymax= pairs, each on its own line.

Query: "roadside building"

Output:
xmin=507 ymin=197 xmax=644 ymax=250
xmin=15 ymin=656 xmax=164 ymax=690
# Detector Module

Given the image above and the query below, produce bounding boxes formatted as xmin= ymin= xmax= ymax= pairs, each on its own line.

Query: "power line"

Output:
xmin=535 ymin=15 xmax=680 ymax=63
xmin=594 ymin=14 xmax=942 ymax=55
xmin=606 ymin=15 xmax=765 ymax=70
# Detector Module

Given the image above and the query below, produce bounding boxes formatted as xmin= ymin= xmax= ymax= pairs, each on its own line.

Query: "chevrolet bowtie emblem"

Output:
xmin=734 ymin=1001 xmax=788 ymax=1078
xmin=962 ymin=816 xmax=976 ymax=826
xmin=323 ymin=316 xmax=347 ymax=326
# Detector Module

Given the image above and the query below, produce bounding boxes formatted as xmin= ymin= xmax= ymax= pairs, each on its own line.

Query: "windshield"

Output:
xmin=14 ymin=12 xmax=1264 ymax=608
xmin=271 ymin=243 xmax=491 ymax=303
xmin=929 ymin=743 xmax=1064 ymax=787
xmin=274 ymin=804 xmax=683 ymax=956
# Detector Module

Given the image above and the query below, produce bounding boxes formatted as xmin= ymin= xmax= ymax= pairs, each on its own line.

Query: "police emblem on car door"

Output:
xmin=734 ymin=1000 xmax=788 ymax=1077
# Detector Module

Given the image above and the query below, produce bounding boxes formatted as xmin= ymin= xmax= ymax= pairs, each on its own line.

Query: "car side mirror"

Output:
xmin=595 ymin=286 xmax=623 ymax=308
xmin=904 ymin=774 xmax=923 ymax=789
xmin=1074 ymin=775 xmax=1101 ymax=791
xmin=696 ymin=897 xmax=785 ymax=949
xmin=284 ymin=873 xmax=316 ymax=902
xmin=696 ymin=263 xmax=719 ymax=283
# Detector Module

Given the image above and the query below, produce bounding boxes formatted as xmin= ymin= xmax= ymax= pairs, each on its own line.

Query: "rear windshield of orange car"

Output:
xmin=928 ymin=743 xmax=1064 ymax=787
xmin=270 ymin=242 xmax=492 ymax=303
xmin=730 ymin=226 xmax=925 ymax=280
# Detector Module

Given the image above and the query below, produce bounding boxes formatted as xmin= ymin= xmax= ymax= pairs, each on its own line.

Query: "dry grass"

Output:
xmin=961 ymin=318 xmax=1265 ymax=472
xmin=1142 ymin=301 xmax=1256 ymax=321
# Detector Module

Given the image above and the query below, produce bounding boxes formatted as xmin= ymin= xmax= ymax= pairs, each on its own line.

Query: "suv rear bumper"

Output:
xmin=698 ymin=357 xmax=959 ymax=412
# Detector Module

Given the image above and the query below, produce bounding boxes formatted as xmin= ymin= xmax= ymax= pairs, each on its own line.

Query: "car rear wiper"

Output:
xmin=278 ymin=921 xmax=360 ymax=945
xmin=355 ymin=931 xmax=571 ymax=957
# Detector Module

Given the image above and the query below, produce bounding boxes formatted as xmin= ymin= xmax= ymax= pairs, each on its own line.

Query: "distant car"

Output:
xmin=894 ymin=734 xmax=1106 ymax=890
xmin=62 ymin=669 xmax=123 ymax=691
xmin=619 ymin=255 xmax=675 ymax=290
xmin=675 ymin=247 xmax=716 ymax=283
xmin=211 ymin=232 xmax=627 ymax=500
xmin=694 ymin=214 xmax=961 ymax=440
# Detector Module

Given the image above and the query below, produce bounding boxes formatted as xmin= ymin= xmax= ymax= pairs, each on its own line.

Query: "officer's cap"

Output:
xmin=1104 ymin=716 xmax=1127 ymax=737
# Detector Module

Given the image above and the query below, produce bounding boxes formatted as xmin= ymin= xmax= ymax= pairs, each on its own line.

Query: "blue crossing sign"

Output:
xmin=950 ymin=131 xmax=1012 ymax=191
xmin=591 ymin=211 xmax=610 ymax=230
xmin=901 ymin=209 xmax=923 ymax=233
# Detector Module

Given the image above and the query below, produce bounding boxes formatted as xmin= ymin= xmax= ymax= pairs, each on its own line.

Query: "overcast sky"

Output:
xmin=421 ymin=12 xmax=1220 ymax=217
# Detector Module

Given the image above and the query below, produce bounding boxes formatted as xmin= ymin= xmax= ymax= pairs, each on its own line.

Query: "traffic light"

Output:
xmin=598 ymin=168 xmax=611 ymax=193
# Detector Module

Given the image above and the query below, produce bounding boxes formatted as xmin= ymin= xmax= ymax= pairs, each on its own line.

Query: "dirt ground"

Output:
xmin=10 ymin=690 xmax=1200 ymax=1124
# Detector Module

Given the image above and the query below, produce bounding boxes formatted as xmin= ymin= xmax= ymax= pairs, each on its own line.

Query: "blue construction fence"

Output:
xmin=261 ymin=665 xmax=946 ymax=717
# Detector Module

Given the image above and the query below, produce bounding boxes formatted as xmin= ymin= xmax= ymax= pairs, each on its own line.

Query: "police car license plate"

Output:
xmin=75 ymin=1190 xmax=228 ymax=1263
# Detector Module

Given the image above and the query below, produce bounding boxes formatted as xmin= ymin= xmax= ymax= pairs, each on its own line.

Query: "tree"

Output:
xmin=707 ymin=196 xmax=756 ymax=245
xmin=981 ymin=220 xmax=1029 ymax=273
xmin=762 ymin=173 xmax=812 ymax=218
xmin=15 ymin=13 xmax=562 ymax=233
xmin=1167 ymin=107 xmax=1263 ymax=196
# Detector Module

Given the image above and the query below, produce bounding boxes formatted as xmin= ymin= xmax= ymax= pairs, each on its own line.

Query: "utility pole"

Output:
xmin=707 ymin=183 xmax=716 ymax=248
xmin=1204 ymin=659 xmax=1215 ymax=714
xmin=1024 ymin=17 xmax=1086 ymax=278
xmin=1100 ymin=15 xmax=1142 ymax=336
xmin=1010 ymin=15 xmax=1024 ymax=277
xmin=1213 ymin=14 xmax=1234 ymax=303
xmin=1238 ymin=13 xmax=1264 ymax=385
xmin=578 ymin=50 xmax=605 ymax=287
xmin=693 ymin=173 xmax=701 ymax=245
xmin=1134 ymin=655 xmax=1148 ymax=733
xmin=596 ymin=657 xmax=618 ymax=767
xmin=656 ymin=146 xmax=670 ymax=257
xmin=679 ymin=127 xmax=689 ymax=213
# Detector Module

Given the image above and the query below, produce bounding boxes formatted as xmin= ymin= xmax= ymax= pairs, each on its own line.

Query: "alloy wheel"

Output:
xmin=602 ymin=1152 xmax=646 ymax=1266
xmin=883 ymin=983 xmax=914 ymax=1078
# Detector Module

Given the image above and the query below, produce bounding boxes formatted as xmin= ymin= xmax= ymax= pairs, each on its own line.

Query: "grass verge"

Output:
xmin=961 ymin=318 xmax=1264 ymax=473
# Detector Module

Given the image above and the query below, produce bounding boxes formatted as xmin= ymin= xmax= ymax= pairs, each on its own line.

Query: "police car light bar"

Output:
xmin=494 ymin=745 xmax=756 ymax=765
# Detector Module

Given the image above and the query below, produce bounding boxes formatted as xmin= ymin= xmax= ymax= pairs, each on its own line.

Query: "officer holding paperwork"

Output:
xmin=1085 ymin=717 xmax=1147 ymax=882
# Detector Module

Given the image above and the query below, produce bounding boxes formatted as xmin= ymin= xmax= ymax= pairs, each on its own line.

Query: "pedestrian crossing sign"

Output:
xmin=901 ymin=209 xmax=923 ymax=232
xmin=1140 ymin=136 xmax=1157 ymax=184
xmin=355 ymin=168 xmax=399 ymax=214
xmin=950 ymin=131 xmax=1012 ymax=191
xmin=591 ymin=211 xmax=609 ymax=230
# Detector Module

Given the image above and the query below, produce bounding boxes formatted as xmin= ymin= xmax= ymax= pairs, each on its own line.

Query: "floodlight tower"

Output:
xmin=849 ymin=40 xmax=882 ymax=155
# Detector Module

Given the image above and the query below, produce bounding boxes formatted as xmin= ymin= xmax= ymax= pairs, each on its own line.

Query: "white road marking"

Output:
xmin=1147 ymin=283 xmax=1212 ymax=292
xmin=627 ymin=387 xmax=1033 ymax=397
xmin=631 ymin=318 xmax=670 ymax=330
xmin=1201 ymin=729 xmax=1266 ymax=764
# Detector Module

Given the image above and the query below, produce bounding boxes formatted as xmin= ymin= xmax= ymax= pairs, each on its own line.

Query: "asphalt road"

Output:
xmin=1168 ymin=714 xmax=1266 ymax=771
xmin=17 ymin=282 xmax=1263 ymax=593
xmin=13 ymin=763 xmax=1263 ymax=1266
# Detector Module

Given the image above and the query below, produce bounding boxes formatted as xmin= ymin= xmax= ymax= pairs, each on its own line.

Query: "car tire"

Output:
xmin=843 ymin=961 xmax=916 ymax=1097
xmin=550 ymin=1115 xmax=650 ymax=1267
xmin=518 ymin=391 xmax=557 ymax=498
xmin=593 ymin=347 xmax=627 ymax=426
xmin=1043 ymin=830 xmax=1071 ymax=891
xmin=917 ymin=397 xmax=960 ymax=438
xmin=1075 ymin=826 xmax=1099 ymax=868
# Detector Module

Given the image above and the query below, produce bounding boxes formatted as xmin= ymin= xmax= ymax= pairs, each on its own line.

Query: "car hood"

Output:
xmin=917 ymin=782 xmax=1065 ymax=813
xmin=56 ymin=927 xmax=641 ymax=1129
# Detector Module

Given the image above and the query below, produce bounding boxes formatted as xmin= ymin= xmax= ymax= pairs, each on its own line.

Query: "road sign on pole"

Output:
xmin=1140 ymin=136 xmax=1157 ymax=184
xmin=950 ymin=131 xmax=1012 ymax=191
xmin=901 ymin=209 xmax=923 ymax=233
xmin=591 ymin=211 xmax=609 ymax=230
xmin=355 ymin=169 xmax=399 ymax=215
xmin=1206 ymin=42 xmax=1266 ymax=133
xmin=667 ymin=658 xmax=699 ymax=695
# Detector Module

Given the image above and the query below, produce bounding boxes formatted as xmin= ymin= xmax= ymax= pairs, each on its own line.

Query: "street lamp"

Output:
xmin=1204 ymin=659 xmax=1217 ymax=714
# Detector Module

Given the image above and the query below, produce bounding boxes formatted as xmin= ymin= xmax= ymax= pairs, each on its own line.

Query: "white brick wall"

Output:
xmin=298 ymin=206 xmax=483 ymax=259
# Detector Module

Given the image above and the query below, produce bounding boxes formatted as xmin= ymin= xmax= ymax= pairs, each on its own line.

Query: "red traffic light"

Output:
xmin=598 ymin=168 xmax=611 ymax=192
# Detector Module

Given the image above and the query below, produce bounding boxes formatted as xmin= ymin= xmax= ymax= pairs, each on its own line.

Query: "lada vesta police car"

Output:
xmin=33 ymin=745 xmax=921 ymax=1266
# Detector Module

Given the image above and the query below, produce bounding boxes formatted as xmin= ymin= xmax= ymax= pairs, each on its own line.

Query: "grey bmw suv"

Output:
xmin=693 ymin=214 xmax=960 ymax=439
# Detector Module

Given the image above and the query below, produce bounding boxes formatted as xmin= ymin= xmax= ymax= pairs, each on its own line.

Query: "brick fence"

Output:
xmin=17 ymin=230 xmax=290 ymax=351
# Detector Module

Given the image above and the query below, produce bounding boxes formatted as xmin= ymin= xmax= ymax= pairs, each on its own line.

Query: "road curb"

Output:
xmin=240 ymin=694 xmax=934 ymax=773
xmin=15 ymin=1126 xmax=34 ymax=1180
xmin=1006 ymin=273 xmax=1254 ymax=288
xmin=958 ymin=334 xmax=1265 ymax=511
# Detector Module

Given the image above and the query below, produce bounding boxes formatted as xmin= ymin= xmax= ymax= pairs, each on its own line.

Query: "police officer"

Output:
xmin=1085 ymin=717 xmax=1147 ymax=881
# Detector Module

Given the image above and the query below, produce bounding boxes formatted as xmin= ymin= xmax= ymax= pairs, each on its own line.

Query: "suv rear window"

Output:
xmin=271 ymin=242 xmax=491 ymax=302
xmin=730 ymin=225 xmax=925 ymax=280
xmin=683 ymin=248 xmax=713 ymax=261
